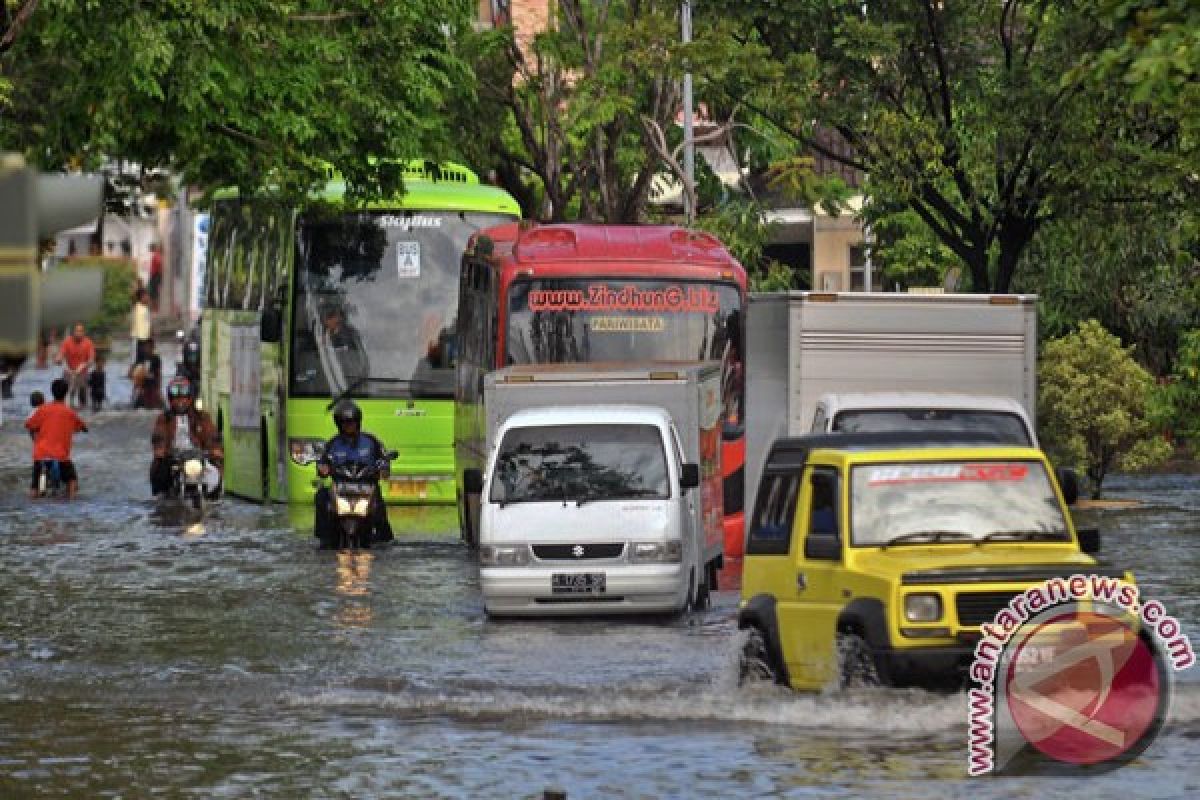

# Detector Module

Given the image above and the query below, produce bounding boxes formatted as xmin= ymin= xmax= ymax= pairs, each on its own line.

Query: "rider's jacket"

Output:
xmin=152 ymin=409 xmax=223 ymax=463
xmin=320 ymin=432 xmax=387 ymax=474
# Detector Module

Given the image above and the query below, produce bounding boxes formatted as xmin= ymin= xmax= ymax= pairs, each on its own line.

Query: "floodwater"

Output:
xmin=1 ymin=360 xmax=1198 ymax=798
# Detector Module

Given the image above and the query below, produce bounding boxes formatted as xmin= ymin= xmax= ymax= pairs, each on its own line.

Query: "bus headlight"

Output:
xmin=904 ymin=593 xmax=943 ymax=623
xmin=480 ymin=544 xmax=530 ymax=567
xmin=289 ymin=438 xmax=325 ymax=466
xmin=630 ymin=540 xmax=682 ymax=563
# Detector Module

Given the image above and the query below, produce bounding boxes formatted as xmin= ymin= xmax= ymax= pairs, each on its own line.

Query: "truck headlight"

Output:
xmin=183 ymin=459 xmax=204 ymax=480
xmin=630 ymin=540 xmax=683 ymax=563
xmin=904 ymin=593 xmax=943 ymax=623
xmin=480 ymin=544 xmax=530 ymax=567
xmin=289 ymin=438 xmax=325 ymax=466
xmin=335 ymin=496 xmax=353 ymax=515
xmin=351 ymin=497 xmax=371 ymax=516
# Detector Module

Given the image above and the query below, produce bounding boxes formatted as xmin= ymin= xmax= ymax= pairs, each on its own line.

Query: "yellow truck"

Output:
xmin=737 ymin=431 xmax=1127 ymax=690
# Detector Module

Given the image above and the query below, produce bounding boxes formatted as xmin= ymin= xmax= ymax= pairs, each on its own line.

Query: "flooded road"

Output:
xmin=2 ymin=365 xmax=1198 ymax=798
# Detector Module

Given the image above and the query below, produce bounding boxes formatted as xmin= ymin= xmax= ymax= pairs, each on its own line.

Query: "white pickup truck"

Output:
xmin=463 ymin=363 xmax=725 ymax=616
xmin=810 ymin=391 xmax=1038 ymax=446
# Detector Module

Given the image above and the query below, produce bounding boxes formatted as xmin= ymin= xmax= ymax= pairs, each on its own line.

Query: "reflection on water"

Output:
xmin=1 ymin=413 xmax=1198 ymax=798
xmin=333 ymin=550 xmax=375 ymax=629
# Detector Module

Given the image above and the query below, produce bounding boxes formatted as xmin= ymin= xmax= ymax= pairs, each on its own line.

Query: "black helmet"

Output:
xmin=332 ymin=399 xmax=362 ymax=433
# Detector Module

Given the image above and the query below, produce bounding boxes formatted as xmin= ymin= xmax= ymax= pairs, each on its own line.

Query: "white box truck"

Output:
xmin=745 ymin=291 xmax=1039 ymax=516
xmin=463 ymin=363 xmax=725 ymax=616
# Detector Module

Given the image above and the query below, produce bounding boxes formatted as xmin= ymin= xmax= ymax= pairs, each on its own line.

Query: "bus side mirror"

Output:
xmin=261 ymin=308 xmax=283 ymax=343
xmin=680 ymin=463 xmax=700 ymax=490
xmin=1057 ymin=467 xmax=1079 ymax=506
xmin=464 ymin=468 xmax=483 ymax=495
xmin=1077 ymin=527 xmax=1100 ymax=555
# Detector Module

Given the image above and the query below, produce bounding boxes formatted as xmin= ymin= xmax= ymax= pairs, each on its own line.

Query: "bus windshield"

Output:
xmin=506 ymin=278 xmax=742 ymax=365
xmin=291 ymin=210 xmax=514 ymax=399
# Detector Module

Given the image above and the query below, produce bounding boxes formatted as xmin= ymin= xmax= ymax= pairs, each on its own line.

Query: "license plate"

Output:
xmin=551 ymin=573 xmax=607 ymax=595
xmin=1011 ymin=644 xmax=1058 ymax=669
xmin=389 ymin=479 xmax=428 ymax=499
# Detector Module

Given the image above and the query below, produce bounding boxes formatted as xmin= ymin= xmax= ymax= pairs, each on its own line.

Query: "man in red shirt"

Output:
xmin=24 ymin=378 xmax=89 ymax=500
xmin=56 ymin=322 xmax=96 ymax=409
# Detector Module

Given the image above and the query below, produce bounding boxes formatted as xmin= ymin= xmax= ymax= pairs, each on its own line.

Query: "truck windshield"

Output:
xmin=490 ymin=424 xmax=669 ymax=505
xmin=849 ymin=460 xmax=1069 ymax=547
xmin=832 ymin=410 xmax=1032 ymax=446
xmin=291 ymin=209 xmax=514 ymax=399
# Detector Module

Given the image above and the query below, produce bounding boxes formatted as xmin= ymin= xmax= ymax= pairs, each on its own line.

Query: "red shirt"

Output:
xmin=25 ymin=402 xmax=87 ymax=461
xmin=60 ymin=336 xmax=96 ymax=371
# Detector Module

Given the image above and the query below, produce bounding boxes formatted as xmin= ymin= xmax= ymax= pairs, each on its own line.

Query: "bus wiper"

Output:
xmin=325 ymin=377 xmax=433 ymax=409
xmin=882 ymin=531 xmax=975 ymax=549
xmin=979 ymin=530 xmax=1067 ymax=544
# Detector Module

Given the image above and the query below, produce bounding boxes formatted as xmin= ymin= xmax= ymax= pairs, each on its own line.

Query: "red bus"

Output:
xmin=453 ymin=223 xmax=747 ymax=555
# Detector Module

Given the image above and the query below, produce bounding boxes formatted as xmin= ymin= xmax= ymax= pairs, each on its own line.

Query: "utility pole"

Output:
xmin=681 ymin=0 xmax=695 ymax=225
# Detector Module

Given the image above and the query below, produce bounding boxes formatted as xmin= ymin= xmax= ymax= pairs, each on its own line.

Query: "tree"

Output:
xmin=1159 ymin=329 xmax=1200 ymax=454
xmin=1038 ymin=319 xmax=1171 ymax=498
xmin=0 ymin=1 xmax=476 ymax=197
xmin=461 ymin=0 xmax=789 ymax=223
xmin=706 ymin=1 xmax=1187 ymax=293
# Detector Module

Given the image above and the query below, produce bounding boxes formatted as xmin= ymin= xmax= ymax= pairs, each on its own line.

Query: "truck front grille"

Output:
xmin=532 ymin=543 xmax=625 ymax=561
xmin=956 ymin=591 xmax=1018 ymax=627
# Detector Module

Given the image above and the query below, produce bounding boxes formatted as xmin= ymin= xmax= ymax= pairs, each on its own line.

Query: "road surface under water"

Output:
xmin=1 ymin=362 xmax=1198 ymax=798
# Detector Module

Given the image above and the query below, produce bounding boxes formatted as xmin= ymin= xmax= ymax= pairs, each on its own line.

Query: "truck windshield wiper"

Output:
xmin=979 ymin=530 xmax=1068 ymax=544
xmin=882 ymin=531 xmax=975 ymax=548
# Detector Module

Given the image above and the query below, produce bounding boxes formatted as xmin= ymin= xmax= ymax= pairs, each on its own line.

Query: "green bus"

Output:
xmin=199 ymin=161 xmax=520 ymax=509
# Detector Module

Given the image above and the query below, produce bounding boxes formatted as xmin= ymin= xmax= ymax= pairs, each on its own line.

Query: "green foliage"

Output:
xmin=1016 ymin=203 xmax=1200 ymax=374
xmin=861 ymin=202 xmax=960 ymax=292
xmin=0 ymin=1 xmax=476 ymax=198
xmin=1158 ymin=329 xmax=1200 ymax=452
xmin=1038 ymin=320 xmax=1172 ymax=498
xmin=706 ymin=1 xmax=1187 ymax=296
xmin=693 ymin=197 xmax=791 ymax=289
xmin=61 ymin=257 xmax=136 ymax=348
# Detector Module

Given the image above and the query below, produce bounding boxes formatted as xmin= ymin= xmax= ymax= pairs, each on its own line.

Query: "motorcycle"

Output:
xmin=323 ymin=450 xmax=397 ymax=549
xmin=175 ymin=326 xmax=202 ymax=387
xmin=169 ymin=448 xmax=220 ymax=513
xmin=33 ymin=459 xmax=64 ymax=498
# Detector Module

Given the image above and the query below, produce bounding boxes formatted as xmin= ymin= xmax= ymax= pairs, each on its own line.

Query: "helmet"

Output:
xmin=332 ymin=399 xmax=362 ymax=433
xmin=167 ymin=376 xmax=194 ymax=413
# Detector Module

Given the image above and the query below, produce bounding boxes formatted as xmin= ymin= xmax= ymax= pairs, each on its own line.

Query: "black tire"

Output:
xmin=190 ymin=490 xmax=204 ymax=513
xmin=837 ymin=632 xmax=881 ymax=689
xmin=738 ymin=627 xmax=779 ymax=685
xmin=692 ymin=567 xmax=711 ymax=611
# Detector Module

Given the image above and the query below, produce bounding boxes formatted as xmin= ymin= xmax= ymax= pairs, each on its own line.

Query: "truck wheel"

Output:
xmin=837 ymin=632 xmax=880 ymax=689
xmin=692 ymin=570 xmax=711 ymax=611
xmin=739 ymin=627 xmax=778 ymax=685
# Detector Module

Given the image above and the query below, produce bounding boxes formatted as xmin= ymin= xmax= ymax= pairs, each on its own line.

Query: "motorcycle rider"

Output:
xmin=313 ymin=400 xmax=394 ymax=548
xmin=150 ymin=375 xmax=223 ymax=497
